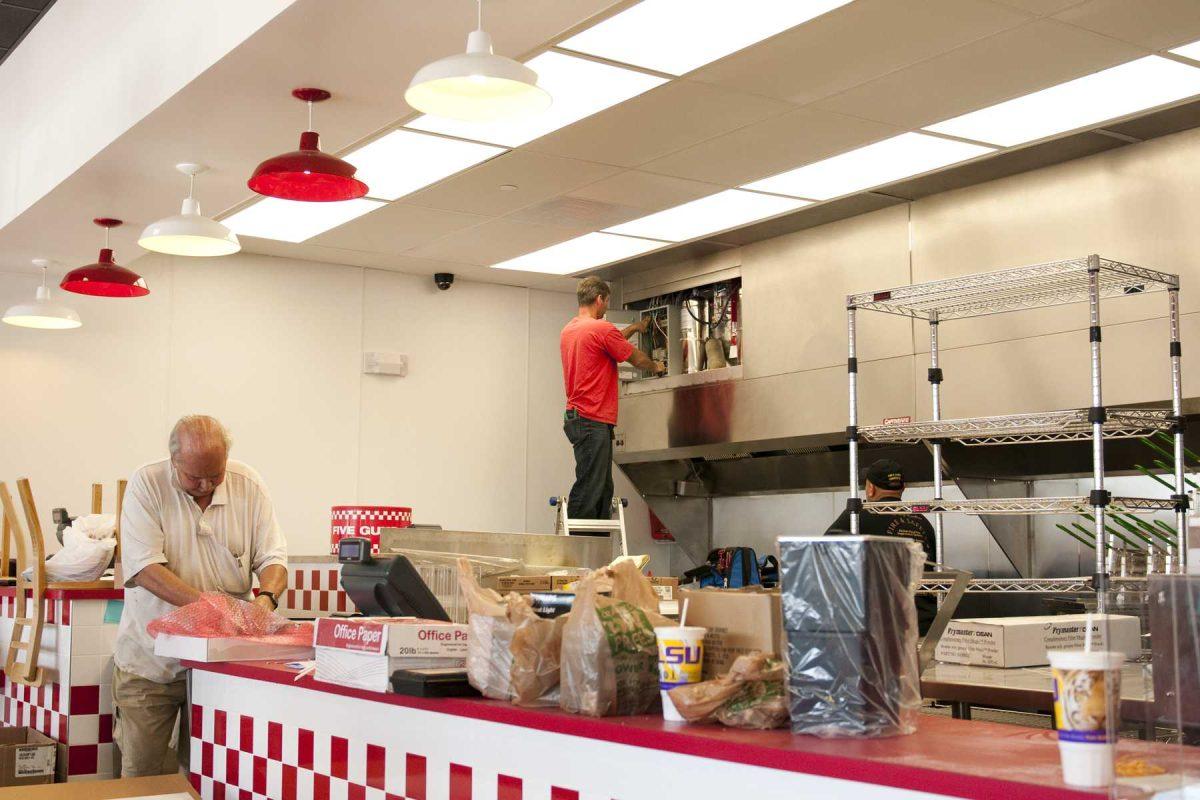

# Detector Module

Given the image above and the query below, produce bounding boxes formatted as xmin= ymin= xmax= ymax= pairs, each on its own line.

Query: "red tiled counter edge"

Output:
xmin=0 ymin=585 xmax=125 ymax=782
xmin=184 ymin=659 xmax=1110 ymax=800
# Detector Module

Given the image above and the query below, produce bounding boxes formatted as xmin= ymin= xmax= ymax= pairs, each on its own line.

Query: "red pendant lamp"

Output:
xmin=61 ymin=218 xmax=149 ymax=298
xmin=247 ymin=88 xmax=368 ymax=202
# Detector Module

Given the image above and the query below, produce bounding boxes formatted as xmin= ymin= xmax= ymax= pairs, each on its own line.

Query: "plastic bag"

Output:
xmin=147 ymin=592 xmax=311 ymax=645
xmin=560 ymin=559 xmax=670 ymax=717
xmin=457 ymin=560 xmax=516 ymax=700
xmin=456 ymin=559 xmax=565 ymax=706
xmin=667 ymin=652 xmax=788 ymax=729
xmin=27 ymin=513 xmax=117 ymax=582
xmin=778 ymin=535 xmax=923 ymax=738
xmin=509 ymin=593 xmax=566 ymax=707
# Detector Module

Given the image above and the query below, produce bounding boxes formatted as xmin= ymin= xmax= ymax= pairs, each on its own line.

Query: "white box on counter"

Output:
xmin=313 ymin=616 xmax=469 ymax=657
xmin=154 ymin=634 xmax=314 ymax=663
xmin=314 ymin=648 xmax=464 ymax=693
xmin=934 ymin=614 xmax=1141 ymax=668
xmin=312 ymin=616 xmax=469 ymax=692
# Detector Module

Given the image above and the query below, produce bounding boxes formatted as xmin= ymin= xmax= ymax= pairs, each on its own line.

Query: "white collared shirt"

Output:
xmin=114 ymin=458 xmax=288 ymax=683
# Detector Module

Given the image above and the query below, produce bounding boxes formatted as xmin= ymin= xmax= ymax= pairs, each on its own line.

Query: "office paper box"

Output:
xmin=934 ymin=614 xmax=1141 ymax=668
xmin=313 ymin=616 xmax=469 ymax=658
xmin=314 ymin=647 xmax=464 ymax=693
xmin=678 ymin=588 xmax=782 ymax=680
xmin=0 ymin=727 xmax=56 ymax=787
xmin=154 ymin=634 xmax=314 ymax=663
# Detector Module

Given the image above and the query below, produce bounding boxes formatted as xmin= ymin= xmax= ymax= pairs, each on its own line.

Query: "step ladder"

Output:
xmin=550 ymin=496 xmax=629 ymax=557
xmin=1 ymin=479 xmax=46 ymax=687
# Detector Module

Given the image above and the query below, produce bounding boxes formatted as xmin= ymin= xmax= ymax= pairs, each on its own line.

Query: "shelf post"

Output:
xmin=1169 ymin=286 xmax=1187 ymax=573
xmin=1087 ymin=255 xmax=1109 ymax=611
xmin=929 ymin=314 xmax=944 ymax=570
xmin=848 ymin=305 xmax=860 ymax=534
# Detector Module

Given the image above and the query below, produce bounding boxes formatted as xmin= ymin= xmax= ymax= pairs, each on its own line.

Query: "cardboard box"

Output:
xmin=313 ymin=616 xmax=468 ymax=658
xmin=678 ymin=587 xmax=783 ymax=680
xmin=0 ymin=772 xmax=199 ymax=798
xmin=649 ymin=576 xmax=679 ymax=601
xmin=934 ymin=614 xmax=1142 ymax=668
xmin=154 ymin=634 xmax=314 ymax=663
xmin=495 ymin=575 xmax=578 ymax=593
xmin=0 ymin=728 xmax=56 ymax=787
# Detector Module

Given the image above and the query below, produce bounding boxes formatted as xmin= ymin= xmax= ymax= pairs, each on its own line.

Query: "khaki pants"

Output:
xmin=112 ymin=666 xmax=189 ymax=778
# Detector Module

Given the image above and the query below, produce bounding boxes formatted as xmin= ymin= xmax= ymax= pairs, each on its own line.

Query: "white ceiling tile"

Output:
xmin=407 ymin=217 xmax=594 ymax=265
xmin=686 ymin=0 xmax=1031 ymax=105
xmin=567 ymin=170 xmax=724 ymax=210
xmin=526 ymin=79 xmax=793 ymax=167
xmin=401 ymin=150 xmax=620 ymax=217
xmin=813 ymin=19 xmax=1145 ymax=130
xmin=1054 ymin=0 xmax=1200 ymax=50
xmin=558 ymin=0 xmax=853 ymax=76
xmin=308 ymin=202 xmax=489 ymax=254
xmin=640 ymin=107 xmax=901 ymax=187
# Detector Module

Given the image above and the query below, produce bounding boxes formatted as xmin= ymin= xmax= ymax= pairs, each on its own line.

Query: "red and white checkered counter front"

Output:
xmin=183 ymin=659 xmax=1153 ymax=800
xmin=0 ymin=586 xmax=124 ymax=782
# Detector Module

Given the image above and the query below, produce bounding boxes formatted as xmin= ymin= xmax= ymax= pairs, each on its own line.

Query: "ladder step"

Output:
xmin=14 ymin=617 xmax=32 ymax=626
xmin=565 ymin=519 xmax=622 ymax=530
xmin=9 ymin=640 xmax=30 ymax=650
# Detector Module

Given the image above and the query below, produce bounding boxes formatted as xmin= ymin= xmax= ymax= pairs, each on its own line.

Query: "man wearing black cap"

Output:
xmin=825 ymin=458 xmax=936 ymax=633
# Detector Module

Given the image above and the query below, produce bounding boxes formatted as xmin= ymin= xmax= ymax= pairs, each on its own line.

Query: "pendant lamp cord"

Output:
xmin=307 ymin=100 xmax=314 ymax=132
xmin=188 ymin=171 xmax=195 ymax=200
xmin=477 ymin=0 xmax=483 ymax=30
xmin=40 ymin=264 xmax=47 ymax=291
xmin=104 ymin=225 xmax=110 ymax=249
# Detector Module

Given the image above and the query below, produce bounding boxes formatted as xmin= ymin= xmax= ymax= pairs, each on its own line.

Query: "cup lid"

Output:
xmin=1047 ymin=650 xmax=1125 ymax=671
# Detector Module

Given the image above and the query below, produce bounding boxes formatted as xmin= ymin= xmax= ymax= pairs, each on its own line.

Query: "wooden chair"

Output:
xmin=1 ymin=478 xmax=46 ymax=687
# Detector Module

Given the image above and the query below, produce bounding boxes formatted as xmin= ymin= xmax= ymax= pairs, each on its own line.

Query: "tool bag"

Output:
xmin=682 ymin=547 xmax=763 ymax=588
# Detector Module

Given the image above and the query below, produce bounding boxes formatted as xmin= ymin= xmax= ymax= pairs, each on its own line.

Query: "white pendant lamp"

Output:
xmin=406 ymin=0 xmax=551 ymax=122
xmin=138 ymin=163 xmax=240 ymax=257
xmin=3 ymin=260 xmax=82 ymax=330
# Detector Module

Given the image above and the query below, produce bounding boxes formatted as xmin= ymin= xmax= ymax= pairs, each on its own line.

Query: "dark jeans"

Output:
xmin=564 ymin=411 xmax=614 ymax=521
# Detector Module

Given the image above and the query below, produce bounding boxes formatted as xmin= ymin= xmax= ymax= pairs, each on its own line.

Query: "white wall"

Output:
xmin=0 ymin=252 xmax=661 ymax=568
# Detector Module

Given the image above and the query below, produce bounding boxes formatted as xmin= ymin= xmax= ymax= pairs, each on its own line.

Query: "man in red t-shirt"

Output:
xmin=560 ymin=277 xmax=664 ymax=521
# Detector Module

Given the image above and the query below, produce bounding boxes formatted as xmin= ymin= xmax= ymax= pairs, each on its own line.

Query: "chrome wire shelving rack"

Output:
xmin=845 ymin=255 xmax=1186 ymax=611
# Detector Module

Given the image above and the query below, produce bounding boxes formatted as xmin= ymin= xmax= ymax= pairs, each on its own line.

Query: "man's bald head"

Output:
xmin=169 ymin=415 xmax=231 ymax=499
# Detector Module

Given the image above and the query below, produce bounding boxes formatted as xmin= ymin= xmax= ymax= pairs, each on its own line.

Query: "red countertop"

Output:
xmin=0 ymin=584 xmax=123 ymax=600
xmin=184 ymin=659 xmax=1191 ymax=800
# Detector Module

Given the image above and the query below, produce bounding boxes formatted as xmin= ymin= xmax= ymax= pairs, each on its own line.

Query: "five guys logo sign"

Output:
xmin=315 ymin=618 xmax=388 ymax=654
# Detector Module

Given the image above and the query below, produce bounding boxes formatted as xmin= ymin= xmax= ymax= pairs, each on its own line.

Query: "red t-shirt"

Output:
xmin=560 ymin=316 xmax=634 ymax=425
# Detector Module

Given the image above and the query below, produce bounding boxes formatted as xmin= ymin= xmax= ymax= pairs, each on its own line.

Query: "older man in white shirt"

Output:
xmin=113 ymin=415 xmax=288 ymax=777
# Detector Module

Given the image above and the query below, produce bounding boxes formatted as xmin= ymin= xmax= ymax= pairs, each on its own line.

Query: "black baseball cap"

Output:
xmin=864 ymin=458 xmax=904 ymax=491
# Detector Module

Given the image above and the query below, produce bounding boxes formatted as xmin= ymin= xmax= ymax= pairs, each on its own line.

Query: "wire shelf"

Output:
xmin=865 ymin=496 xmax=1176 ymax=516
xmin=859 ymin=408 xmax=1172 ymax=446
xmin=917 ymin=577 xmax=1092 ymax=594
xmin=847 ymin=256 xmax=1178 ymax=320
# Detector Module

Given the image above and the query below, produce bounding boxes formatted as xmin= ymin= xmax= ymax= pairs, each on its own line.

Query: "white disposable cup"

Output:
xmin=654 ymin=626 xmax=706 ymax=722
xmin=1048 ymin=650 xmax=1125 ymax=787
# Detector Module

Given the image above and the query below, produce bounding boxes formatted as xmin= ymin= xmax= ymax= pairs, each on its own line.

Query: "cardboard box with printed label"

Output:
xmin=495 ymin=575 xmax=578 ymax=593
xmin=0 ymin=727 xmax=56 ymax=787
xmin=313 ymin=616 xmax=468 ymax=692
xmin=678 ymin=587 xmax=783 ymax=680
xmin=649 ymin=576 xmax=679 ymax=601
xmin=934 ymin=614 xmax=1142 ymax=668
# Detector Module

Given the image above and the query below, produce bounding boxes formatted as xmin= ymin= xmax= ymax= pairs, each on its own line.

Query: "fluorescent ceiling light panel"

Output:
xmin=559 ymin=0 xmax=852 ymax=76
xmin=223 ymin=197 xmax=385 ymax=243
xmin=491 ymin=232 xmax=663 ymax=274
xmin=406 ymin=51 xmax=667 ymax=147
xmin=346 ymin=129 xmax=505 ymax=201
xmin=926 ymin=56 xmax=1200 ymax=147
xmin=744 ymin=133 xmax=993 ymax=201
xmin=604 ymin=189 xmax=809 ymax=242
xmin=1171 ymin=40 xmax=1200 ymax=61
